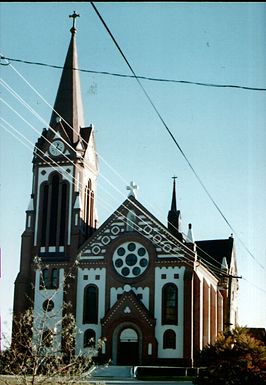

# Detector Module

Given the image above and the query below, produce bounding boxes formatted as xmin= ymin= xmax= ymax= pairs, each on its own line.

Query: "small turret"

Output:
xmin=187 ymin=223 xmax=194 ymax=244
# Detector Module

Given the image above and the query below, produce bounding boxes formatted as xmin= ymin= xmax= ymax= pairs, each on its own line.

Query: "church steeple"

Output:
xmin=168 ymin=177 xmax=183 ymax=241
xmin=170 ymin=176 xmax=177 ymax=211
xmin=49 ymin=11 xmax=84 ymax=144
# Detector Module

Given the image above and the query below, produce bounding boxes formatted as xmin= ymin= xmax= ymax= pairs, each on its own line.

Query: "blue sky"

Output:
xmin=0 ymin=2 xmax=265 ymax=344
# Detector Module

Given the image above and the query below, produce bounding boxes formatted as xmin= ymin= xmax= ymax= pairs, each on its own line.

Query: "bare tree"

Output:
xmin=0 ymin=260 xmax=105 ymax=385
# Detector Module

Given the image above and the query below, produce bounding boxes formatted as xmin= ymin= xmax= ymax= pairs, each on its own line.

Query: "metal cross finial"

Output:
xmin=69 ymin=11 xmax=80 ymax=29
xmin=172 ymin=176 xmax=178 ymax=185
xmin=127 ymin=181 xmax=139 ymax=199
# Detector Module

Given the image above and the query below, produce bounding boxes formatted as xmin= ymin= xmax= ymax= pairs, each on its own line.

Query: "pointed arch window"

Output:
xmin=49 ymin=174 xmax=60 ymax=245
xmin=40 ymin=268 xmax=49 ymax=289
xmin=84 ymin=329 xmax=96 ymax=348
xmin=84 ymin=180 xmax=94 ymax=237
xmin=126 ymin=210 xmax=136 ymax=231
xmin=162 ymin=283 xmax=178 ymax=325
xmin=163 ymin=329 xmax=176 ymax=349
xmin=38 ymin=172 xmax=69 ymax=250
xmin=51 ymin=269 xmax=59 ymax=289
xmin=83 ymin=285 xmax=98 ymax=324
xmin=40 ymin=184 xmax=49 ymax=246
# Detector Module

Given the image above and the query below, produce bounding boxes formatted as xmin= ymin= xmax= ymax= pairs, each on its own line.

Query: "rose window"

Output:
xmin=113 ymin=242 xmax=149 ymax=278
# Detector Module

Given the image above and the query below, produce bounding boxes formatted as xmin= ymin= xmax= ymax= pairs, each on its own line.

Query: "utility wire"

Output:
xmin=1 ymin=69 xmax=259 ymax=288
xmin=1 ymin=75 xmax=236 ymax=278
xmin=1 ymin=55 xmax=266 ymax=92
xmin=90 ymin=1 xmax=264 ymax=271
xmin=0 ymin=84 xmax=197 ymax=270
xmin=0 ymin=57 xmax=260 ymax=281
xmin=1 ymin=73 xmax=236 ymax=278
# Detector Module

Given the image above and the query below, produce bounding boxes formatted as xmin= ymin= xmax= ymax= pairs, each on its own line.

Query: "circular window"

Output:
xmin=112 ymin=241 xmax=149 ymax=278
xmin=126 ymin=254 xmax=137 ymax=266
xmin=128 ymin=243 xmax=136 ymax=252
xmin=43 ymin=299 xmax=54 ymax=312
xmin=117 ymin=247 xmax=126 ymax=256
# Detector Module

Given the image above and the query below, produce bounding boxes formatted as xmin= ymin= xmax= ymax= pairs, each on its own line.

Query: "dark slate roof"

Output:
xmin=195 ymin=237 xmax=234 ymax=271
xmin=49 ymin=28 xmax=84 ymax=144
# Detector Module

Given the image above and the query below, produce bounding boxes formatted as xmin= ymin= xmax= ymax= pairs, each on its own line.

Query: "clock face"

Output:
xmin=112 ymin=241 xmax=149 ymax=278
xmin=49 ymin=140 xmax=65 ymax=157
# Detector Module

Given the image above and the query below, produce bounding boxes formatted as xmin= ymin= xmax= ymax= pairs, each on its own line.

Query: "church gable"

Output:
xmin=78 ymin=196 xmax=189 ymax=261
xmin=102 ymin=290 xmax=155 ymax=329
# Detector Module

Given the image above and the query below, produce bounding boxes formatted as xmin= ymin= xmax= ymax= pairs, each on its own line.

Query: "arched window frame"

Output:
xmin=84 ymin=179 xmax=95 ymax=237
xmin=163 ymin=329 xmax=176 ymax=349
xmin=162 ymin=283 xmax=178 ymax=325
xmin=40 ymin=268 xmax=49 ymax=289
xmin=84 ymin=329 xmax=96 ymax=348
xmin=126 ymin=210 xmax=136 ymax=231
xmin=38 ymin=172 xmax=69 ymax=250
xmin=83 ymin=284 xmax=99 ymax=324
xmin=51 ymin=268 xmax=59 ymax=289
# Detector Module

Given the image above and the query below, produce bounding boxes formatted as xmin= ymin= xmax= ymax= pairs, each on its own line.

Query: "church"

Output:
xmin=13 ymin=14 xmax=238 ymax=367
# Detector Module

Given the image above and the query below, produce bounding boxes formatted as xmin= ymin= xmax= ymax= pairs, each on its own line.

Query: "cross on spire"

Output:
xmin=127 ymin=181 xmax=139 ymax=198
xmin=69 ymin=11 xmax=80 ymax=30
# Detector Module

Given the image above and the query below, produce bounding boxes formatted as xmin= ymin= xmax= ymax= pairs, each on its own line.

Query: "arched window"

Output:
xmin=126 ymin=210 xmax=136 ymax=231
xmin=84 ymin=329 xmax=96 ymax=348
xmin=40 ymin=268 xmax=49 ymax=289
xmin=162 ymin=283 xmax=178 ymax=325
xmin=83 ymin=285 xmax=98 ymax=324
xmin=89 ymin=190 xmax=95 ymax=229
xmin=41 ymin=329 xmax=53 ymax=348
xmin=51 ymin=269 xmax=59 ymax=289
xmin=163 ymin=329 xmax=176 ymax=349
xmin=49 ymin=174 xmax=59 ymax=245
xmin=40 ymin=184 xmax=49 ymax=246
xmin=59 ymin=182 xmax=67 ymax=244
xmin=84 ymin=180 xmax=94 ymax=237
xmin=38 ymin=172 xmax=69 ymax=250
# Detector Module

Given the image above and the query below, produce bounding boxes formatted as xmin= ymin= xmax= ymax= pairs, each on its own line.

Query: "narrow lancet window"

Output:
xmin=162 ymin=283 xmax=178 ymax=325
xmin=83 ymin=284 xmax=98 ymax=324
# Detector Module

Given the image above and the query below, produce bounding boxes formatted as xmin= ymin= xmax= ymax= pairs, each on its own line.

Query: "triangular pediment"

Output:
xmin=78 ymin=196 xmax=187 ymax=260
xmin=101 ymin=290 xmax=155 ymax=328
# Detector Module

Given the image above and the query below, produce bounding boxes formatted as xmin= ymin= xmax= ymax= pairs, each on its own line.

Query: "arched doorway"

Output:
xmin=117 ymin=327 xmax=139 ymax=365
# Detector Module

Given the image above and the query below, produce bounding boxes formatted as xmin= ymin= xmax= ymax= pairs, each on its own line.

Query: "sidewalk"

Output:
xmin=89 ymin=365 xmax=133 ymax=380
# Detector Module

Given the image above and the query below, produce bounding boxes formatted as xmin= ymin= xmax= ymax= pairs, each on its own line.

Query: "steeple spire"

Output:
xmin=168 ymin=177 xmax=183 ymax=241
xmin=49 ymin=11 xmax=84 ymax=144
xmin=171 ymin=176 xmax=177 ymax=211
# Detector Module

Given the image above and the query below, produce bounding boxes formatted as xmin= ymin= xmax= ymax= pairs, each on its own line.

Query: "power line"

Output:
xmin=1 ymin=55 xmax=266 ymax=92
xmin=1 ymin=73 xmax=238 ymax=278
xmin=0 ymin=81 xmax=197 ymax=270
xmin=90 ymin=2 xmax=264 ymax=270
xmin=2 ymin=65 xmax=263 ymax=290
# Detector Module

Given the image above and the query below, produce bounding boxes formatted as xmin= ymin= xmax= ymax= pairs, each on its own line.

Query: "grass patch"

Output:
xmin=0 ymin=376 xmax=96 ymax=385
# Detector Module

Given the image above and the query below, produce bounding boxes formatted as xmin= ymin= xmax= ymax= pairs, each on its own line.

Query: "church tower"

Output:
xmin=13 ymin=12 xmax=98 ymax=327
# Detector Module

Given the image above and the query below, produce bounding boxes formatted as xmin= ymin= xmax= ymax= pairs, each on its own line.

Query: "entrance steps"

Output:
xmin=89 ymin=365 xmax=133 ymax=380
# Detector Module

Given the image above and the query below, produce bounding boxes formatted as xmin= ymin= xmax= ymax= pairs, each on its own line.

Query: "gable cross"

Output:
xmin=127 ymin=181 xmax=139 ymax=198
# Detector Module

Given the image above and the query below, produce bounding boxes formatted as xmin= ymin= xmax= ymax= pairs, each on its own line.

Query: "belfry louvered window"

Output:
xmin=39 ymin=172 xmax=69 ymax=250
xmin=84 ymin=179 xmax=95 ymax=237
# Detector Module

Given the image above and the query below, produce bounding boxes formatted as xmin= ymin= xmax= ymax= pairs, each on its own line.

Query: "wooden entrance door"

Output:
xmin=117 ymin=328 xmax=139 ymax=365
